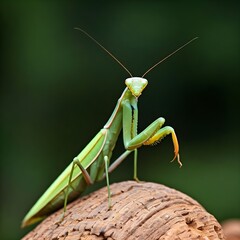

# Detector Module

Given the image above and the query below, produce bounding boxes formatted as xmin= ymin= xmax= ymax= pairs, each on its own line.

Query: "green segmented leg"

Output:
xmin=104 ymin=156 xmax=111 ymax=207
xmin=143 ymin=126 xmax=181 ymax=166
xmin=134 ymin=149 xmax=139 ymax=181
xmin=64 ymin=155 xmax=112 ymax=211
xmin=121 ymin=99 xmax=181 ymax=179
xmin=102 ymin=98 xmax=181 ymax=184
xmin=104 ymin=118 xmax=181 ymax=182
xmin=63 ymin=157 xmax=93 ymax=215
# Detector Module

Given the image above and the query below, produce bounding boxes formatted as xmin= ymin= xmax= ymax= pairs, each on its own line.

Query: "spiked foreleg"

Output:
xmin=144 ymin=126 xmax=182 ymax=167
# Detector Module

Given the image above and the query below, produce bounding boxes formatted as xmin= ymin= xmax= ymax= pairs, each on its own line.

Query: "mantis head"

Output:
xmin=125 ymin=77 xmax=148 ymax=98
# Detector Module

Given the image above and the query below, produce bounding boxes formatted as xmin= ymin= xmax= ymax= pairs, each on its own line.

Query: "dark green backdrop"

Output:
xmin=1 ymin=1 xmax=239 ymax=239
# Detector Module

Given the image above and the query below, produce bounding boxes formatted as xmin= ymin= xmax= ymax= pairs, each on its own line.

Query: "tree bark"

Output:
xmin=22 ymin=181 xmax=225 ymax=240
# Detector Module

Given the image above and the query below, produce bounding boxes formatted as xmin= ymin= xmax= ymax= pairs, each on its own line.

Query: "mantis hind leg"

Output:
xmin=62 ymin=154 xmax=112 ymax=223
xmin=104 ymin=156 xmax=111 ymax=208
xmin=63 ymin=158 xmax=93 ymax=216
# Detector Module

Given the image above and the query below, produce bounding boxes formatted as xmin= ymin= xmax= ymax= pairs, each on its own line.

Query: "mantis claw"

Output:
xmin=171 ymin=153 xmax=182 ymax=168
xmin=134 ymin=176 xmax=141 ymax=182
xmin=55 ymin=212 xmax=65 ymax=226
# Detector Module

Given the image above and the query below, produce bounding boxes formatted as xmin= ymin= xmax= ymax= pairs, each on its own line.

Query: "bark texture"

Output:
xmin=22 ymin=181 xmax=225 ymax=240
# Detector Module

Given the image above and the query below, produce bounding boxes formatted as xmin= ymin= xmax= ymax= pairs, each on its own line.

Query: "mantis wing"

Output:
xmin=22 ymin=129 xmax=107 ymax=227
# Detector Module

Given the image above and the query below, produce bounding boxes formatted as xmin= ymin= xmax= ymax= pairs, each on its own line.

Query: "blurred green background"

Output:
xmin=0 ymin=1 xmax=239 ymax=239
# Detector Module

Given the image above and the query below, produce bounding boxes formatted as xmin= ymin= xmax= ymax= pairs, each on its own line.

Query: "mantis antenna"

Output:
xmin=74 ymin=27 xmax=133 ymax=77
xmin=75 ymin=27 xmax=197 ymax=79
xmin=142 ymin=37 xmax=198 ymax=78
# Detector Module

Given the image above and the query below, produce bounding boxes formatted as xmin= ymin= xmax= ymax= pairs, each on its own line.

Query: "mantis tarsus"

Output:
xmin=21 ymin=29 xmax=197 ymax=228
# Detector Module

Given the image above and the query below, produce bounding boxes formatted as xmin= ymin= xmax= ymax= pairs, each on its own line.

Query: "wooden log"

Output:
xmin=222 ymin=219 xmax=240 ymax=240
xmin=22 ymin=181 xmax=225 ymax=240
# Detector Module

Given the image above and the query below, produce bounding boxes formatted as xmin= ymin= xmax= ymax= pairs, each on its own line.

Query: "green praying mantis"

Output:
xmin=21 ymin=28 xmax=197 ymax=228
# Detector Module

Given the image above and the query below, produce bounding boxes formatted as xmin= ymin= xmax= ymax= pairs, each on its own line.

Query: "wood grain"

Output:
xmin=22 ymin=181 xmax=225 ymax=240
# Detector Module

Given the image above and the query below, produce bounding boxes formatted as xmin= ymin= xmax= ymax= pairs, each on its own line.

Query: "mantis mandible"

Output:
xmin=22 ymin=28 xmax=197 ymax=227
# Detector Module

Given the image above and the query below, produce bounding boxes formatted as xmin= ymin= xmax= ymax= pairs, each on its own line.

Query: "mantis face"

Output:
xmin=125 ymin=77 xmax=148 ymax=98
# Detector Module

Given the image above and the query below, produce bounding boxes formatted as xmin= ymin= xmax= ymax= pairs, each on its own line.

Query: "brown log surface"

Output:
xmin=22 ymin=181 xmax=225 ymax=240
xmin=222 ymin=219 xmax=240 ymax=240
